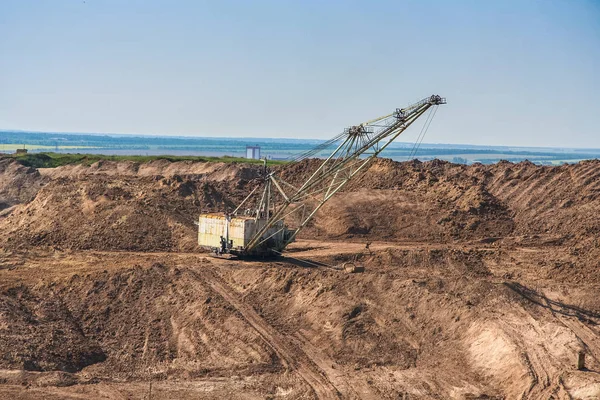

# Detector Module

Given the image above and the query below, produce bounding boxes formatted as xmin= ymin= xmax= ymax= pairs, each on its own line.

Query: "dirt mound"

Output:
xmin=215 ymin=245 xmax=600 ymax=399
xmin=39 ymin=159 xmax=262 ymax=181
xmin=54 ymin=262 xmax=280 ymax=379
xmin=0 ymin=174 xmax=248 ymax=251
xmin=4 ymin=246 xmax=598 ymax=399
xmin=0 ymin=159 xmax=48 ymax=211
xmin=484 ymin=159 xmax=600 ymax=240
xmin=278 ymin=158 xmax=514 ymax=242
xmin=0 ymin=158 xmax=269 ymax=252
xmin=2 ymin=157 xmax=600 ymax=252
xmin=0 ymin=156 xmax=599 ymax=399
xmin=0 ymin=260 xmax=288 ymax=382
xmin=278 ymin=158 xmax=600 ymax=247
xmin=0 ymin=285 xmax=105 ymax=372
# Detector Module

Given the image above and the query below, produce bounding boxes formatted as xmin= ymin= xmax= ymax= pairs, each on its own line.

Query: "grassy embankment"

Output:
xmin=6 ymin=152 xmax=286 ymax=168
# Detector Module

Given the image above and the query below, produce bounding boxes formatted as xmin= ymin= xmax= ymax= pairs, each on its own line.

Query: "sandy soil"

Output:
xmin=0 ymin=157 xmax=599 ymax=399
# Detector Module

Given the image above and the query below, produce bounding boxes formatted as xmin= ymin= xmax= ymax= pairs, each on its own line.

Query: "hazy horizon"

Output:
xmin=2 ymin=127 xmax=600 ymax=152
xmin=4 ymin=129 xmax=600 ymax=167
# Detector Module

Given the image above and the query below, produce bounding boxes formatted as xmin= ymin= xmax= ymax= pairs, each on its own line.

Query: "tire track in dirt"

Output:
xmin=500 ymin=285 xmax=600 ymax=399
xmin=511 ymin=172 xmax=552 ymax=208
xmin=498 ymin=316 xmax=568 ymax=399
xmin=558 ymin=316 xmax=600 ymax=368
xmin=293 ymin=330 xmax=380 ymax=399
xmin=576 ymin=163 xmax=600 ymax=184
xmin=199 ymin=267 xmax=342 ymax=399
xmin=535 ymin=288 xmax=600 ymax=371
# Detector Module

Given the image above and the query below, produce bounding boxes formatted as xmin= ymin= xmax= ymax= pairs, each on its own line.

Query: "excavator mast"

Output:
xmin=198 ymin=95 xmax=446 ymax=256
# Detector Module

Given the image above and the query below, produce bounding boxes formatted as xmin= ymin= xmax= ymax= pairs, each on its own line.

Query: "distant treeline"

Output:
xmin=0 ymin=131 xmax=313 ymax=151
xmin=2 ymin=130 xmax=600 ymax=162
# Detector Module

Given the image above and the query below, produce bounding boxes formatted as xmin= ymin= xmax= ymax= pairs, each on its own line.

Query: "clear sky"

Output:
xmin=1 ymin=0 xmax=599 ymax=147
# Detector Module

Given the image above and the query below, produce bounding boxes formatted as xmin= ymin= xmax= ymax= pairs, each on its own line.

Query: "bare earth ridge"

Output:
xmin=0 ymin=156 xmax=599 ymax=399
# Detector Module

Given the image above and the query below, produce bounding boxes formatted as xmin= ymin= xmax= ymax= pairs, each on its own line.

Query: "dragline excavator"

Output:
xmin=198 ymin=95 xmax=446 ymax=257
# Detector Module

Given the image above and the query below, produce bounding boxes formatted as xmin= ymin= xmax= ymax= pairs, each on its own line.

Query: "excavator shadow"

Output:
xmin=504 ymin=281 xmax=600 ymax=324
xmin=277 ymin=256 xmax=332 ymax=269
xmin=230 ymin=254 xmax=334 ymax=269
xmin=284 ymin=246 xmax=329 ymax=253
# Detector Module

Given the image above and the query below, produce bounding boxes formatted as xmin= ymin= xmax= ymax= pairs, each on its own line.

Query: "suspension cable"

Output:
xmin=407 ymin=107 xmax=434 ymax=160
xmin=407 ymin=106 xmax=438 ymax=160
xmin=413 ymin=106 xmax=438 ymax=158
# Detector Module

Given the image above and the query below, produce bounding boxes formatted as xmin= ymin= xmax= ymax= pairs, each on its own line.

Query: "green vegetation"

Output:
xmin=7 ymin=152 xmax=286 ymax=169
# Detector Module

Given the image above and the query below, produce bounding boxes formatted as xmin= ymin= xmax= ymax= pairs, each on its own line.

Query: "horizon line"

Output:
xmin=1 ymin=128 xmax=599 ymax=152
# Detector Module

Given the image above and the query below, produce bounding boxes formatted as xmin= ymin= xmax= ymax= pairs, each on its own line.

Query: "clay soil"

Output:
xmin=1 ymin=157 xmax=600 ymax=399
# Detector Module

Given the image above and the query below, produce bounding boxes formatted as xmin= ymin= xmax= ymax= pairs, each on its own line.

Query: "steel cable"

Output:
xmin=407 ymin=106 xmax=438 ymax=160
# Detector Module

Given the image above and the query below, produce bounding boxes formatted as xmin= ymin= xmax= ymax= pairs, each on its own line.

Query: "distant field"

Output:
xmin=2 ymin=130 xmax=600 ymax=165
xmin=4 ymin=152 xmax=285 ymax=169
xmin=0 ymin=144 xmax=95 ymax=151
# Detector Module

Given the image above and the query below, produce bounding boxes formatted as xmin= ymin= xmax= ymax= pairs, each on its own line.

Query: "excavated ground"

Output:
xmin=0 ymin=157 xmax=599 ymax=399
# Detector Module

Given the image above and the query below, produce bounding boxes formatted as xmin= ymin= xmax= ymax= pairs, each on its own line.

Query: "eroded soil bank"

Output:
xmin=1 ymin=157 xmax=599 ymax=399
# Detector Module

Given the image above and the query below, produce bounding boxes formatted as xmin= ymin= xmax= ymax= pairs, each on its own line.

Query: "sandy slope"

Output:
xmin=0 ymin=157 xmax=599 ymax=399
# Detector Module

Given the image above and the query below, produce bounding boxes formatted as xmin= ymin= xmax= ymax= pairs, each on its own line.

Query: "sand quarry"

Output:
xmin=0 ymin=156 xmax=600 ymax=399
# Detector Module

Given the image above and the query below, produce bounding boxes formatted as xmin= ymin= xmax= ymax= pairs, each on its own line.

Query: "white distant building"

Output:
xmin=246 ymin=145 xmax=261 ymax=159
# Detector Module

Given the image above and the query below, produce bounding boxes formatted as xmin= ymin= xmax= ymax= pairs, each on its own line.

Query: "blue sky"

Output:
xmin=1 ymin=0 xmax=599 ymax=147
